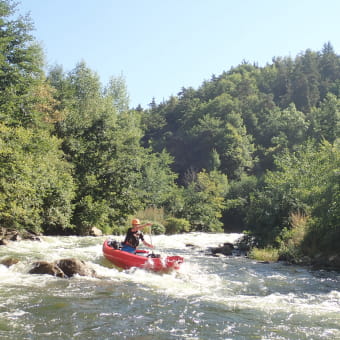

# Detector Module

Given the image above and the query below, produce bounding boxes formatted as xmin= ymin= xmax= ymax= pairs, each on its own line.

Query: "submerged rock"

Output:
xmin=22 ymin=230 xmax=42 ymax=241
xmin=29 ymin=261 xmax=66 ymax=278
xmin=0 ymin=228 xmax=42 ymax=245
xmin=56 ymin=258 xmax=97 ymax=278
xmin=28 ymin=258 xmax=97 ymax=278
xmin=0 ymin=239 xmax=9 ymax=246
xmin=210 ymin=242 xmax=234 ymax=256
xmin=0 ymin=257 xmax=19 ymax=267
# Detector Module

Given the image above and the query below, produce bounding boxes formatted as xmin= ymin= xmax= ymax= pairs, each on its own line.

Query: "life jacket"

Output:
xmin=123 ymin=228 xmax=144 ymax=248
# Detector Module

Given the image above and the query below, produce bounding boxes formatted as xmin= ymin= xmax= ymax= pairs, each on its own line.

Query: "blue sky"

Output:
xmin=17 ymin=0 xmax=340 ymax=108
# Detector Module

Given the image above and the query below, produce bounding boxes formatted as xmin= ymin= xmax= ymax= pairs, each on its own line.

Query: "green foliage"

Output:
xmin=248 ymin=247 xmax=279 ymax=262
xmin=221 ymin=119 xmax=255 ymax=179
xmin=144 ymin=44 xmax=340 ymax=183
xmin=246 ymin=140 xmax=340 ymax=250
xmin=165 ymin=217 xmax=190 ymax=234
xmin=104 ymin=74 xmax=130 ymax=113
xmin=276 ymin=212 xmax=309 ymax=263
xmin=180 ymin=170 xmax=228 ymax=232
xmin=0 ymin=124 xmax=75 ymax=233
xmin=137 ymin=149 xmax=178 ymax=207
xmin=162 ymin=186 xmax=185 ymax=217
xmin=224 ymin=175 xmax=258 ymax=231
xmin=48 ymin=63 xmax=179 ymax=234
xmin=135 ymin=206 xmax=165 ymax=224
xmin=150 ymin=222 xmax=165 ymax=235
xmin=0 ymin=0 xmax=45 ymax=127
xmin=0 ymin=4 xmax=339 ymax=269
xmin=49 ymin=63 xmax=133 ymax=233
xmin=309 ymin=93 xmax=340 ymax=143
xmin=302 ymin=140 xmax=340 ymax=256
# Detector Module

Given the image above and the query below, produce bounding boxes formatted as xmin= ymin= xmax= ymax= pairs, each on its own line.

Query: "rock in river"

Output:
xmin=55 ymin=258 xmax=97 ymax=278
xmin=29 ymin=261 xmax=66 ymax=278
xmin=29 ymin=258 xmax=97 ymax=278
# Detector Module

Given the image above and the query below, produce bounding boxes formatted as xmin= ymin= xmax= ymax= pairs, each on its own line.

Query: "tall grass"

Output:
xmin=248 ymin=247 xmax=280 ymax=262
xmin=249 ymin=211 xmax=309 ymax=263
xmin=135 ymin=206 xmax=165 ymax=224
xmin=278 ymin=211 xmax=309 ymax=262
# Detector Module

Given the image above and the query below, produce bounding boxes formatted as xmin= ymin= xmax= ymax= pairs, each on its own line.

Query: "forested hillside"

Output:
xmin=0 ymin=0 xmax=339 ymax=266
xmin=141 ymin=42 xmax=340 ymax=264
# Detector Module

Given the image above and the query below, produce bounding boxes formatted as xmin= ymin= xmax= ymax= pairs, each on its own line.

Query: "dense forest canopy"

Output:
xmin=0 ymin=0 xmax=339 ymax=265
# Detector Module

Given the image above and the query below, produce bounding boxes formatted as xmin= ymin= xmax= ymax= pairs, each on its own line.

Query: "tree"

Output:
xmin=220 ymin=118 xmax=255 ymax=179
xmin=48 ymin=62 xmax=179 ymax=234
xmin=47 ymin=64 xmax=76 ymax=116
xmin=309 ymin=93 xmax=340 ymax=143
xmin=0 ymin=124 xmax=75 ymax=233
xmin=246 ymin=140 xmax=339 ymax=246
xmin=319 ymin=42 xmax=340 ymax=98
xmin=104 ymin=73 xmax=130 ymax=113
xmin=180 ymin=170 xmax=228 ymax=232
xmin=291 ymin=50 xmax=320 ymax=112
xmin=0 ymin=0 xmax=44 ymax=126
xmin=136 ymin=149 xmax=177 ymax=207
xmin=208 ymin=148 xmax=221 ymax=171
xmin=303 ymin=140 xmax=340 ymax=256
xmin=223 ymin=174 xmax=258 ymax=231
xmin=255 ymin=104 xmax=309 ymax=171
xmin=189 ymin=114 xmax=224 ymax=171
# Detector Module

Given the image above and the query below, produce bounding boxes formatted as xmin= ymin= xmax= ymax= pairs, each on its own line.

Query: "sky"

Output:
xmin=17 ymin=0 xmax=340 ymax=109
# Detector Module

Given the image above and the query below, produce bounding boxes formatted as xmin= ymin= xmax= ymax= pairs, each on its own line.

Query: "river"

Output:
xmin=0 ymin=233 xmax=339 ymax=340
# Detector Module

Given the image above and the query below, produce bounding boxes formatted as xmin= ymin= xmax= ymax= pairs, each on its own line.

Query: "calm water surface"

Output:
xmin=0 ymin=233 xmax=339 ymax=339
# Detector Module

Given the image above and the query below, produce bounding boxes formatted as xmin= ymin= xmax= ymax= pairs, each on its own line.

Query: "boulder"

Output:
xmin=5 ymin=231 xmax=21 ymax=241
xmin=0 ymin=257 xmax=19 ymax=267
xmin=28 ymin=259 xmax=97 ymax=278
xmin=90 ymin=226 xmax=103 ymax=237
xmin=0 ymin=228 xmax=42 ymax=244
xmin=210 ymin=242 xmax=234 ymax=256
xmin=329 ymin=255 xmax=340 ymax=269
xmin=22 ymin=230 xmax=42 ymax=241
xmin=234 ymin=234 xmax=256 ymax=252
xmin=0 ymin=239 xmax=9 ymax=246
xmin=55 ymin=258 xmax=97 ymax=278
xmin=29 ymin=261 xmax=66 ymax=278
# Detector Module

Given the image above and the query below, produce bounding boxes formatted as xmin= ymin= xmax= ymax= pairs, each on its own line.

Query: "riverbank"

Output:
xmin=248 ymin=245 xmax=340 ymax=272
xmin=0 ymin=228 xmax=42 ymax=245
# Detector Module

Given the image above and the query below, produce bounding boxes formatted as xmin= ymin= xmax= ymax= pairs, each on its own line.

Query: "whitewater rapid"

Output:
xmin=0 ymin=233 xmax=339 ymax=339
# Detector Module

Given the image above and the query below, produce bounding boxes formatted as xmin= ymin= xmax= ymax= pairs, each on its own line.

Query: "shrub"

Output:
xmin=165 ymin=217 xmax=190 ymax=234
xmin=110 ymin=225 xmax=126 ymax=236
xmin=248 ymin=247 xmax=279 ymax=262
xmin=136 ymin=207 xmax=165 ymax=224
xmin=277 ymin=211 xmax=309 ymax=263
xmin=150 ymin=222 xmax=166 ymax=235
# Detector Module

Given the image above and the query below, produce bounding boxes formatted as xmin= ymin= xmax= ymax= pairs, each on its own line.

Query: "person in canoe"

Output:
xmin=121 ymin=218 xmax=154 ymax=253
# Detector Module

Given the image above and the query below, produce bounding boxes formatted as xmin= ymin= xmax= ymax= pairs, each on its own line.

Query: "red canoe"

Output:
xmin=102 ymin=239 xmax=184 ymax=272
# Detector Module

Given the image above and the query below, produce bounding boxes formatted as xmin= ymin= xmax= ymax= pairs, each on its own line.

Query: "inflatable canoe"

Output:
xmin=102 ymin=240 xmax=184 ymax=272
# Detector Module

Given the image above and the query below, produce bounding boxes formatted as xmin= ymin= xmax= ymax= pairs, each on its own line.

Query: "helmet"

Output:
xmin=132 ymin=218 xmax=140 ymax=225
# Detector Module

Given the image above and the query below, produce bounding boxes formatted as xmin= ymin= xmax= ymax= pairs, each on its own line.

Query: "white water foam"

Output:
xmin=1 ymin=234 xmax=339 ymax=319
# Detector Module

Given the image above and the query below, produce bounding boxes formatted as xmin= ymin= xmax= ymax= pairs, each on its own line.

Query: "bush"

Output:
xmin=0 ymin=125 xmax=75 ymax=234
xmin=248 ymin=247 xmax=279 ymax=262
xmin=165 ymin=217 xmax=190 ymax=234
xmin=151 ymin=222 xmax=166 ymax=235
xmin=277 ymin=212 xmax=308 ymax=263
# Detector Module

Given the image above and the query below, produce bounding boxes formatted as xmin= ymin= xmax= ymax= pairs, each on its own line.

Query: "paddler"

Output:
xmin=121 ymin=218 xmax=154 ymax=253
